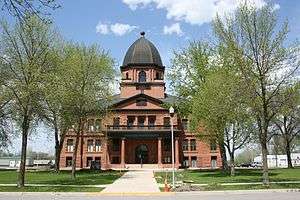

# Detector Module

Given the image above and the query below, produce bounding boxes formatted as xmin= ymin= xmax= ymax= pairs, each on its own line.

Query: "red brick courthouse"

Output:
xmin=60 ymin=32 xmax=222 ymax=170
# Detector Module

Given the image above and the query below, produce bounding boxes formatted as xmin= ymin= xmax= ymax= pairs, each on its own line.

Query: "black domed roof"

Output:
xmin=122 ymin=33 xmax=163 ymax=67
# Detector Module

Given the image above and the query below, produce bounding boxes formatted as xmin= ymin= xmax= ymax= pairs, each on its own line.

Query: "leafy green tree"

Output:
xmin=0 ymin=81 xmax=12 ymax=150
xmin=191 ymin=65 xmax=252 ymax=176
xmin=59 ymin=43 xmax=115 ymax=179
xmin=169 ymin=41 xmax=212 ymax=116
xmin=169 ymin=42 xmax=232 ymax=169
xmin=0 ymin=16 xmax=56 ymax=187
xmin=0 ymin=100 xmax=11 ymax=150
xmin=38 ymin=45 xmax=69 ymax=172
xmin=273 ymin=84 xmax=300 ymax=168
xmin=213 ymin=3 xmax=300 ymax=184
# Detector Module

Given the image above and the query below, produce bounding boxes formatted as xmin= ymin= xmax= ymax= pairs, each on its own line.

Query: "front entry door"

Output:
xmin=135 ymin=144 xmax=148 ymax=164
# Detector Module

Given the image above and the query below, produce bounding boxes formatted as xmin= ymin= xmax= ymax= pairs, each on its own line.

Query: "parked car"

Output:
xmin=239 ymin=163 xmax=252 ymax=168
xmin=250 ymin=162 xmax=262 ymax=168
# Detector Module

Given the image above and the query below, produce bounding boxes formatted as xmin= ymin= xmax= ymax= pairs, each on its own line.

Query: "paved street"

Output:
xmin=101 ymin=171 xmax=160 ymax=193
xmin=0 ymin=190 xmax=299 ymax=200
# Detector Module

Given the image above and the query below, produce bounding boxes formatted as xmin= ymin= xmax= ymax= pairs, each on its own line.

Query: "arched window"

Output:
xmin=138 ymin=71 xmax=146 ymax=82
xmin=126 ymin=72 xmax=129 ymax=79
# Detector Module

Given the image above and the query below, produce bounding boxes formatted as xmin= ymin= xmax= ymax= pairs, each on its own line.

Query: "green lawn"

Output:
xmin=155 ymin=168 xmax=300 ymax=184
xmin=159 ymin=183 xmax=300 ymax=191
xmin=0 ymin=186 xmax=103 ymax=192
xmin=0 ymin=169 xmax=123 ymax=185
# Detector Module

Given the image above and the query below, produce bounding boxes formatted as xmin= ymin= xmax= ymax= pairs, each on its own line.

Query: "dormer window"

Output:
xmin=138 ymin=71 xmax=146 ymax=82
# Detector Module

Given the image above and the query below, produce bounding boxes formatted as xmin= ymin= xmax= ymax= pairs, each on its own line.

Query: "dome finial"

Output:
xmin=140 ymin=31 xmax=145 ymax=37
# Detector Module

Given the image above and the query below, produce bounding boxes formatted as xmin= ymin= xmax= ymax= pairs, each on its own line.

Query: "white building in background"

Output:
xmin=254 ymin=153 xmax=300 ymax=168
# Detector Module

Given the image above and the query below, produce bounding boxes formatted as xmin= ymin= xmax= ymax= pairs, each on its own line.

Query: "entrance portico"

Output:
xmin=107 ymin=132 xmax=180 ymax=169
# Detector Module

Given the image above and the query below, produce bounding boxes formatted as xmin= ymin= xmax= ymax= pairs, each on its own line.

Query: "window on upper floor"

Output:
xmin=210 ymin=141 xmax=217 ymax=151
xmin=190 ymin=139 xmax=196 ymax=151
xmin=148 ymin=116 xmax=156 ymax=128
xmin=163 ymin=117 xmax=170 ymax=128
xmin=182 ymin=139 xmax=189 ymax=151
xmin=87 ymin=139 xmax=94 ymax=152
xmin=126 ymin=72 xmax=129 ymax=79
xmin=87 ymin=119 xmax=95 ymax=132
xmin=66 ymin=139 xmax=74 ymax=152
xmin=137 ymin=116 xmax=145 ymax=128
xmin=182 ymin=119 xmax=188 ymax=130
xmin=113 ymin=117 xmax=120 ymax=129
xmin=95 ymin=139 xmax=101 ymax=152
xmin=127 ymin=116 xmax=135 ymax=128
xmin=155 ymin=71 xmax=163 ymax=80
xmin=95 ymin=119 xmax=101 ymax=132
xmin=138 ymin=71 xmax=146 ymax=82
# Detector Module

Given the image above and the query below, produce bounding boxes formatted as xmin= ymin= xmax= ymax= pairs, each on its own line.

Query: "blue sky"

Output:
xmin=3 ymin=0 xmax=300 ymax=154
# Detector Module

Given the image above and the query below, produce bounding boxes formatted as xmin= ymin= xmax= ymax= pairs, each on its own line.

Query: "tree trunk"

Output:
xmin=286 ymin=141 xmax=293 ymax=168
xmin=71 ymin=133 xmax=79 ymax=179
xmin=71 ymin=120 xmax=82 ymax=179
xmin=219 ymin=141 xmax=228 ymax=172
xmin=17 ymin=114 xmax=30 ymax=188
xmin=54 ymin=123 xmax=60 ymax=173
xmin=230 ymin=152 xmax=235 ymax=176
xmin=261 ymin=134 xmax=269 ymax=186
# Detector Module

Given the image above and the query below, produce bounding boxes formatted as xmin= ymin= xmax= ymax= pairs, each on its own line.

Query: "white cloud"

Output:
xmin=163 ymin=23 xmax=183 ymax=36
xmin=96 ymin=22 xmax=138 ymax=36
xmin=110 ymin=23 xmax=138 ymax=36
xmin=122 ymin=0 xmax=280 ymax=26
xmin=96 ymin=22 xmax=109 ymax=34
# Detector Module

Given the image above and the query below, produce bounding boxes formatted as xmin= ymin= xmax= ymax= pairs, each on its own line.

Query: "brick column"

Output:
xmin=101 ymin=139 xmax=109 ymax=170
xmin=121 ymin=138 xmax=125 ymax=168
xmin=175 ymin=137 xmax=180 ymax=167
xmin=158 ymin=137 xmax=162 ymax=166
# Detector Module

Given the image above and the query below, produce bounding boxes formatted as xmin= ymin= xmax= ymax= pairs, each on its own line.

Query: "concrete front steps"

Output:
xmin=125 ymin=164 xmax=159 ymax=170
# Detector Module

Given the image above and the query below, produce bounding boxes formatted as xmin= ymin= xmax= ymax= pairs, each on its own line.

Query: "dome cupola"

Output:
xmin=122 ymin=32 xmax=163 ymax=67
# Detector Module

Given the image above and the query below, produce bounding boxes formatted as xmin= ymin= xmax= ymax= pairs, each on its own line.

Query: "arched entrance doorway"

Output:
xmin=135 ymin=144 xmax=148 ymax=164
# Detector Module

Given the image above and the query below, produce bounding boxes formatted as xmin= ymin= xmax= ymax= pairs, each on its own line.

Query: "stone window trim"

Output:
xmin=210 ymin=141 xmax=217 ymax=152
xmin=95 ymin=139 xmax=101 ymax=152
xmin=86 ymin=118 xmax=102 ymax=132
xmin=66 ymin=156 xmax=72 ymax=167
xmin=138 ymin=70 xmax=147 ymax=82
xmin=190 ymin=139 xmax=197 ymax=151
xmin=66 ymin=139 xmax=74 ymax=152
xmin=87 ymin=139 xmax=94 ymax=152
xmin=182 ymin=119 xmax=189 ymax=131
xmin=182 ymin=139 xmax=189 ymax=151
xmin=154 ymin=71 xmax=163 ymax=80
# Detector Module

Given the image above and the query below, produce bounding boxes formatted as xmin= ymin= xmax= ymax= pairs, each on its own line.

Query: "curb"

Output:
xmin=0 ymin=189 xmax=299 ymax=196
xmin=175 ymin=189 xmax=300 ymax=195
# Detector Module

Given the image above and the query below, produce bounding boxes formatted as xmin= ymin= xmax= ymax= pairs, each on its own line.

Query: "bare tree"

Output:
xmin=1 ymin=0 xmax=60 ymax=22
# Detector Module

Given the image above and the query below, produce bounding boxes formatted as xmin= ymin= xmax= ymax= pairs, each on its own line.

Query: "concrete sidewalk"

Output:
xmin=101 ymin=171 xmax=160 ymax=193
